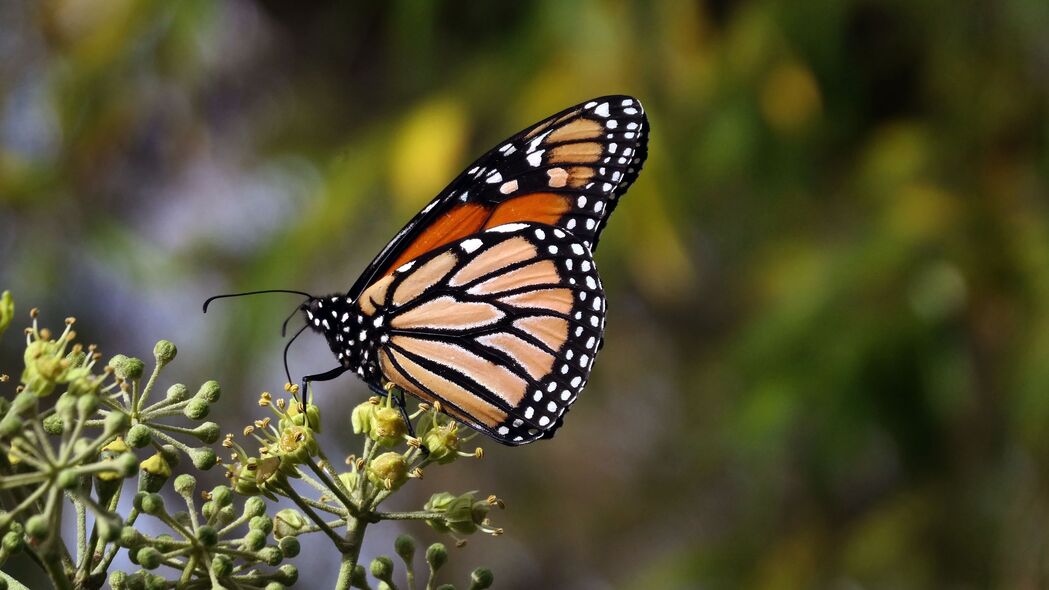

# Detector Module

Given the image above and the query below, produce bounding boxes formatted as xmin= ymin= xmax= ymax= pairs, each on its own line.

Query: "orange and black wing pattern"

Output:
xmin=353 ymin=222 xmax=605 ymax=444
xmin=347 ymin=95 xmax=648 ymax=300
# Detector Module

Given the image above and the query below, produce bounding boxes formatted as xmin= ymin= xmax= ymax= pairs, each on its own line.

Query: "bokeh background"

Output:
xmin=2 ymin=0 xmax=1049 ymax=588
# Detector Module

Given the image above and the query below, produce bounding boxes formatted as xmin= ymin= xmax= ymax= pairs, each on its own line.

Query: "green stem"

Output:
xmin=335 ymin=516 xmax=369 ymax=590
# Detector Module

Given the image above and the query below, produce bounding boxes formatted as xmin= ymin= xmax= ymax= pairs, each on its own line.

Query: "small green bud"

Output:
xmin=55 ymin=393 xmax=76 ymax=421
xmin=426 ymin=543 xmax=448 ymax=572
xmin=196 ymin=525 xmax=218 ymax=547
xmin=76 ymin=392 xmax=99 ymax=416
xmin=42 ymin=414 xmax=64 ymax=435
xmin=2 ymin=530 xmax=25 ymax=553
xmin=136 ymin=547 xmax=162 ymax=569
xmin=250 ymin=515 xmax=273 ymax=534
xmin=56 ymin=468 xmax=81 ymax=490
xmin=108 ymin=571 xmax=127 ymax=590
xmin=68 ymin=375 xmax=100 ymax=397
xmin=183 ymin=398 xmax=210 ymax=420
xmin=211 ymin=553 xmax=233 ymax=577
xmin=277 ymin=564 xmax=299 ymax=585
xmin=193 ymin=421 xmax=221 ymax=444
xmin=244 ymin=496 xmax=267 ymax=518
xmin=367 ymin=452 xmax=409 ymax=490
xmin=351 ymin=400 xmax=377 ymax=434
xmin=116 ymin=452 xmax=139 ymax=478
xmin=264 ymin=583 xmax=284 ymax=590
xmin=243 ymin=529 xmax=267 ymax=551
xmin=104 ymin=410 xmax=131 ymax=434
xmin=278 ymin=535 xmax=301 ymax=557
xmin=165 ymin=383 xmax=189 ymax=402
xmin=96 ymin=514 xmax=122 ymax=543
xmin=259 ymin=546 xmax=283 ymax=566
xmin=174 ymin=474 xmax=196 ymax=496
xmin=109 ymin=356 xmax=145 ymax=381
xmin=371 ymin=555 xmax=395 ymax=582
xmin=273 ymin=508 xmax=307 ymax=539
xmin=119 ymin=525 xmax=146 ymax=549
xmin=25 ymin=514 xmax=49 ymax=542
xmin=210 ymin=485 xmax=233 ymax=507
xmin=189 ymin=447 xmax=217 ymax=470
xmin=139 ymin=492 xmax=165 ymax=515
xmin=395 ymin=533 xmax=416 ymax=563
xmin=350 ymin=564 xmax=368 ymax=588
xmin=138 ymin=453 xmax=171 ymax=493
xmin=470 ymin=567 xmax=495 ymax=589
xmin=216 ymin=505 xmax=236 ymax=527
xmin=144 ymin=573 xmax=166 ymax=590
xmin=153 ymin=340 xmax=177 ymax=365
xmin=126 ymin=424 xmax=152 ymax=448
xmin=196 ymin=380 xmax=221 ymax=403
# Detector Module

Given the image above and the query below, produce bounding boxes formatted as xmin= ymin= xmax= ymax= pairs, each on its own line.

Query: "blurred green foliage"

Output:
xmin=1 ymin=0 xmax=1048 ymax=588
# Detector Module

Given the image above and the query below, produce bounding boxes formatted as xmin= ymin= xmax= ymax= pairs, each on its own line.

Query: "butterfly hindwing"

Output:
xmin=355 ymin=222 xmax=606 ymax=445
xmin=346 ymin=95 xmax=647 ymax=300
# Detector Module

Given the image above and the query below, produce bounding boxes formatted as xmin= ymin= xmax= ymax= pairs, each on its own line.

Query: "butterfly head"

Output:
xmin=302 ymin=294 xmax=365 ymax=370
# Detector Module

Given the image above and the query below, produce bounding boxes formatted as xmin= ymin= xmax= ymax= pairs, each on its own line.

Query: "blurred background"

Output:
xmin=2 ymin=0 xmax=1049 ymax=588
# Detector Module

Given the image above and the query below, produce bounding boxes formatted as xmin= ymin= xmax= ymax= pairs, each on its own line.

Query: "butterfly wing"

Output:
xmin=356 ymin=222 xmax=605 ymax=445
xmin=347 ymin=95 xmax=648 ymax=300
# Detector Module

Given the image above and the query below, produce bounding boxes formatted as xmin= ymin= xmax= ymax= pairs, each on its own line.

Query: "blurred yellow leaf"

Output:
xmin=387 ymin=98 xmax=469 ymax=218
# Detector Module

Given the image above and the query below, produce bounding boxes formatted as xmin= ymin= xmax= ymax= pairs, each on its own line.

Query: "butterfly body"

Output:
xmin=289 ymin=96 xmax=648 ymax=445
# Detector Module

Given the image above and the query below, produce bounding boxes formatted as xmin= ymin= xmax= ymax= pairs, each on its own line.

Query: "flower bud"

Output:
xmin=138 ymin=492 xmax=165 ymax=515
xmin=96 ymin=514 xmax=122 ymax=543
xmin=243 ymin=529 xmax=266 ymax=551
xmin=470 ymin=567 xmax=495 ymax=589
xmin=108 ymin=571 xmax=127 ymax=590
xmin=370 ymin=555 xmax=395 ymax=583
xmin=56 ymin=468 xmax=81 ymax=490
xmin=136 ymin=547 xmax=162 ymax=569
xmin=195 ymin=380 xmax=221 ymax=403
xmin=273 ymin=508 xmax=307 ymax=539
xmin=42 ymin=414 xmax=64 ymax=435
xmin=68 ymin=375 xmax=101 ymax=397
xmin=211 ymin=553 xmax=233 ymax=577
xmin=119 ymin=526 xmax=146 ymax=549
xmin=165 ymin=383 xmax=189 ymax=402
xmin=350 ymin=565 xmax=368 ymax=588
xmin=244 ymin=496 xmax=267 ymax=518
xmin=425 ymin=543 xmax=448 ymax=572
xmin=259 ymin=546 xmax=283 ymax=566
xmin=153 ymin=340 xmax=177 ymax=366
xmin=351 ymin=400 xmax=377 ymax=434
xmin=276 ymin=564 xmax=299 ymax=585
xmin=183 ymin=398 xmax=210 ymax=420
xmin=210 ymin=485 xmax=233 ymax=507
xmin=367 ymin=452 xmax=409 ymax=490
xmin=103 ymin=410 xmax=130 ymax=434
xmin=126 ymin=424 xmax=152 ymax=448
xmin=250 ymin=515 xmax=273 ymax=534
xmin=197 ymin=525 xmax=218 ymax=547
xmin=109 ymin=355 xmax=145 ymax=381
xmin=76 ymin=392 xmax=98 ymax=417
xmin=2 ymin=530 xmax=25 ymax=553
xmin=0 ymin=291 xmax=12 ymax=339
xmin=25 ymin=514 xmax=49 ymax=542
xmin=193 ymin=421 xmax=221 ymax=444
xmin=189 ymin=447 xmax=217 ymax=470
xmin=394 ymin=533 xmax=416 ymax=563
xmin=174 ymin=474 xmax=196 ymax=496
xmin=278 ymin=535 xmax=301 ymax=558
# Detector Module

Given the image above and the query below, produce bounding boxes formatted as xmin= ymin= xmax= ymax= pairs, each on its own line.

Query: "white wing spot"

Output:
xmin=594 ymin=102 xmax=610 ymax=117
xmin=577 ymin=196 xmax=587 ymax=207
xmin=461 ymin=238 xmax=483 ymax=253
xmin=548 ymin=245 xmax=558 ymax=254
xmin=397 ymin=260 xmax=416 ymax=273
xmin=497 ymin=426 xmax=510 ymax=435
xmin=547 ymin=382 xmax=557 ymax=392
xmin=539 ymin=416 xmax=551 ymax=427
xmin=527 ymin=150 xmax=544 ymax=167
xmin=561 ymin=390 xmax=572 ymax=401
xmin=624 ymin=107 xmax=638 ymax=115
xmin=534 ymin=228 xmax=546 ymax=240
xmin=570 ymin=376 xmax=582 ymax=387
xmin=571 ymin=244 xmax=584 ymax=255
xmin=585 ymin=101 xmax=597 ymax=108
xmin=488 ymin=223 xmax=528 ymax=233
xmin=486 ymin=171 xmax=503 ymax=184
xmin=499 ymin=179 xmax=519 ymax=194
xmin=546 ymin=400 xmax=558 ymax=412
xmin=606 ymin=119 xmax=618 ymax=129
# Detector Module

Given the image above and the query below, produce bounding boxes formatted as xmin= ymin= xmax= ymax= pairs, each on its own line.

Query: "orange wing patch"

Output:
xmin=484 ymin=192 xmax=571 ymax=228
xmin=383 ymin=204 xmax=489 ymax=276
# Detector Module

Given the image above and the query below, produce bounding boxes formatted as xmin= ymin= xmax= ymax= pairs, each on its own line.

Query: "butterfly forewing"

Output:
xmin=357 ymin=222 xmax=606 ymax=444
xmin=346 ymin=95 xmax=648 ymax=300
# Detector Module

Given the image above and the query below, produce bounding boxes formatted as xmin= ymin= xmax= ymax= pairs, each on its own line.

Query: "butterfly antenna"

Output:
xmin=280 ymin=303 xmax=303 ymax=338
xmin=283 ymin=323 xmax=309 ymax=386
xmin=202 ymin=289 xmax=314 ymax=313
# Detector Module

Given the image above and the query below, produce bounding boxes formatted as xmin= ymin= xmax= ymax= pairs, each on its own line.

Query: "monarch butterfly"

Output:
xmin=206 ymin=96 xmax=648 ymax=445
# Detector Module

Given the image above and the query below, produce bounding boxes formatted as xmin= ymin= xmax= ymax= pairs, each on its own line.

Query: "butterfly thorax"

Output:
xmin=302 ymin=295 xmax=383 ymax=382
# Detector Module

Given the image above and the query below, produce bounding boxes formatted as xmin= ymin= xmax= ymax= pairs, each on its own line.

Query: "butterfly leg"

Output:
xmin=299 ymin=366 xmax=349 ymax=398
